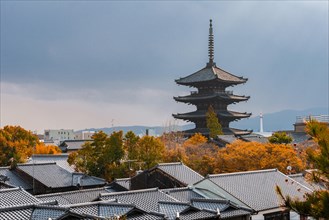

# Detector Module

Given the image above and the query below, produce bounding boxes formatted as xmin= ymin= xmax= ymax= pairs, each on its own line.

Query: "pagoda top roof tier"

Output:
xmin=175 ymin=65 xmax=248 ymax=86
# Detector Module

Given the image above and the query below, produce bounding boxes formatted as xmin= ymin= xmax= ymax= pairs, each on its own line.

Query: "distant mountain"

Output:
xmin=231 ymin=107 xmax=328 ymax=132
xmin=79 ymin=107 xmax=328 ymax=135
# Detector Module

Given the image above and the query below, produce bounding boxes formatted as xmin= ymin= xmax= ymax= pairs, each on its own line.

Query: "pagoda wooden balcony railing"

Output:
xmin=190 ymin=91 xmax=234 ymax=95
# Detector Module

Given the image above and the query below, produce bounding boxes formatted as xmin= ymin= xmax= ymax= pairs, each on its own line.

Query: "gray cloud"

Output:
xmin=1 ymin=1 xmax=328 ymax=131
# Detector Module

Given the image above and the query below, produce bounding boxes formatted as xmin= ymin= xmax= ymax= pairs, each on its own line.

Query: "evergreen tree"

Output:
xmin=206 ymin=105 xmax=223 ymax=138
xmin=268 ymin=131 xmax=293 ymax=144
xmin=277 ymin=120 xmax=329 ymax=219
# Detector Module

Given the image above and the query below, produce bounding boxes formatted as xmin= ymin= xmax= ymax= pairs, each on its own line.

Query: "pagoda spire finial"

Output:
xmin=207 ymin=19 xmax=215 ymax=67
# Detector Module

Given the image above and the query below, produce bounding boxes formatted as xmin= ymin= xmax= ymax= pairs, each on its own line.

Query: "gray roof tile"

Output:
xmin=0 ymin=187 xmax=40 ymax=208
xmin=0 ymin=167 xmax=31 ymax=190
xmin=158 ymin=201 xmax=190 ymax=219
xmin=100 ymin=188 xmax=178 ymax=212
xmin=176 ymin=66 xmax=247 ymax=85
xmin=26 ymin=154 xmax=75 ymax=172
xmin=207 ymin=169 xmax=312 ymax=211
xmin=36 ymin=187 xmax=114 ymax=205
xmin=0 ymin=206 xmax=33 ymax=220
xmin=161 ymin=187 xmax=204 ymax=202
xmin=113 ymin=178 xmax=130 ymax=190
xmin=157 ymin=162 xmax=204 ymax=186
xmin=17 ymin=163 xmax=105 ymax=188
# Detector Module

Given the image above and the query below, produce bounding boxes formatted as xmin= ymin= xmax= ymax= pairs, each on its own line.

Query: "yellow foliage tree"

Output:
xmin=34 ymin=143 xmax=61 ymax=154
xmin=217 ymin=140 xmax=305 ymax=174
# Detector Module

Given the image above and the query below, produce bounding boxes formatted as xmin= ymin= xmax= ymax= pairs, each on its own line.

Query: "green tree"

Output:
xmin=68 ymin=131 xmax=126 ymax=180
xmin=277 ymin=121 xmax=329 ymax=219
xmin=268 ymin=131 xmax=292 ymax=144
xmin=206 ymin=105 xmax=223 ymax=138
xmin=137 ymin=136 xmax=165 ymax=169
xmin=124 ymin=131 xmax=140 ymax=160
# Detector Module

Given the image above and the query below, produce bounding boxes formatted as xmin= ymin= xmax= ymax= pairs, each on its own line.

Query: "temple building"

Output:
xmin=173 ymin=20 xmax=251 ymax=136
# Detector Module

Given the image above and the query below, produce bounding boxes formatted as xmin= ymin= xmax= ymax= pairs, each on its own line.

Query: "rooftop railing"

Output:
xmin=296 ymin=115 xmax=329 ymax=123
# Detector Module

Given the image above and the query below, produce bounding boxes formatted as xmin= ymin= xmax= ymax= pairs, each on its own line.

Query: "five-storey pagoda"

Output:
xmin=173 ymin=20 xmax=252 ymax=136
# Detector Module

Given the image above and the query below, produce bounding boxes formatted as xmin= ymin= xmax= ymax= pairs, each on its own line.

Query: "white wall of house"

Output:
xmin=44 ymin=129 xmax=74 ymax=142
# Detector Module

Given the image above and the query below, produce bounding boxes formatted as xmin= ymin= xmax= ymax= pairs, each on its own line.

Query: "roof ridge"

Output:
xmin=36 ymin=187 xmax=109 ymax=197
xmin=277 ymin=170 xmax=313 ymax=192
xmin=158 ymin=200 xmax=190 ymax=205
xmin=157 ymin=162 xmax=183 ymax=166
xmin=207 ymin=169 xmax=277 ymax=178
xmin=65 ymin=199 xmax=118 ymax=208
xmin=100 ymin=187 xmax=159 ymax=197
xmin=0 ymin=187 xmax=20 ymax=192
xmin=18 ymin=162 xmax=57 ymax=166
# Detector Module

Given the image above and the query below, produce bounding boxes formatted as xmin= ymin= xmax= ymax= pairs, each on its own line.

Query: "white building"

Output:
xmin=74 ymin=130 xmax=95 ymax=140
xmin=44 ymin=129 xmax=75 ymax=143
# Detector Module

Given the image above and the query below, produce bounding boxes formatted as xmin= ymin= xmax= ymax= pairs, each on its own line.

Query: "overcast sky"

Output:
xmin=1 ymin=1 xmax=328 ymax=132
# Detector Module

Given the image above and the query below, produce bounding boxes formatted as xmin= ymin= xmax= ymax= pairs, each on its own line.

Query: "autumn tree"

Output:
xmin=206 ymin=105 xmax=223 ymax=138
xmin=34 ymin=143 xmax=61 ymax=155
xmin=216 ymin=140 xmax=304 ymax=174
xmin=0 ymin=125 xmax=48 ymax=166
xmin=268 ymin=131 xmax=292 ymax=144
xmin=277 ymin=120 xmax=329 ymax=219
xmin=182 ymin=133 xmax=219 ymax=176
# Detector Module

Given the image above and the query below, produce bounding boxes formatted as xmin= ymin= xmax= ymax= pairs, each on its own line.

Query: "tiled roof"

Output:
xmin=26 ymin=154 xmax=75 ymax=172
xmin=161 ymin=187 xmax=204 ymax=202
xmin=36 ymin=186 xmax=114 ymax=205
xmin=288 ymin=173 xmax=325 ymax=191
xmin=190 ymin=198 xmax=252 ymax=219
xmin=207 ymin=169 xmax=312 ymax=211
xmin=0 ymin=167 xmax=32 ymax=190
xmin=100 ymin=188 xmax=178 ymax=212
xmin=62 ymin=140 xmax=91 ymax=151
xmin=30 ymin=206 xmax=67 ymax=220
xmin=176 ymin=66 xmax=247 ymax=85
xmin=0 ymin=205 xmax=33 ymax=220
xmin=158 ymin=201 xmax=191 ymax=219
xmin=178 ymin=209 xmax=219 ymax=220
xmin=191 ymin=198 xmax=229 ymax=211
xmin=17 ymin=163 xmax=105 ymax=188
xmin=156 ymin=162 xmax=204 ymax=186
xmin=0 ymin=187 xmax=40 ymax=208
xmin=113 ymin=177 xmax=131 ymax=190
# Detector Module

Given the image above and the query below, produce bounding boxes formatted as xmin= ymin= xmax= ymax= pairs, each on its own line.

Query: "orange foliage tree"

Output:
xmin=34 ymin=143 xmax=61 ymax=155
xmin=217 ymin=140 xmax=305 ymax=174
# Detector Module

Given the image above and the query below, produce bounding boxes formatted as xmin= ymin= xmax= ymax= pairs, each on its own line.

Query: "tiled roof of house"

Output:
xmin=288 ymin=173 xmax=326 ymax=191
xmin=100 ymin=188 xmax=178 ymax=212
xmin=59 ymin=140 xmax=92 ymax=151
xmin=190 ymin=198 xmax=252 ymax=219
xmin=25 ymin=154 xmax=75 ymax=172
xmin=36 ymin=186 xmax=115 ymax=205
xmin=158 ymin=201 xmax=191 ymax=219
xmin=0 ymin=167 xmax=32 ymax=190
xmin=113 ymin=177 xmax=131 ymax=190
xmin=207 ymin=169 xmax=312 ymax=211
xmin=0 ymin=187 xmax=40 ymax=208
xmin=161 ymin=187 xmax=204 ymax=202
xmin=176 ymin=66 xmax=247 ymax=85
xmin=156 ymin=162 xmax=204 ymax=186
xmin=0 ymin=205 xmax=33 ymax=220
xmin=17 ymin=163 xmax=105 ymax=188
xmin=178 ymin=209 xmax=219 ymax=220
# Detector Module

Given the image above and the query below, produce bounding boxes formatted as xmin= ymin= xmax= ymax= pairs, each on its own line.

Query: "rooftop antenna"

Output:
xmin=207 ymin=19 xmax=215 ymax=67
xmin=260 ymin=112 xmax=264 ymax=133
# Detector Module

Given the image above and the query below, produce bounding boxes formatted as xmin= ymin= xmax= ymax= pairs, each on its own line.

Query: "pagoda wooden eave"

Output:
xmin=175 ymin=65 xmax=247 ymax=86
xmin=174 ymin=93 xmax=250 ymax=103
xmin=173 ymin=110 xmax=252 ymax=120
